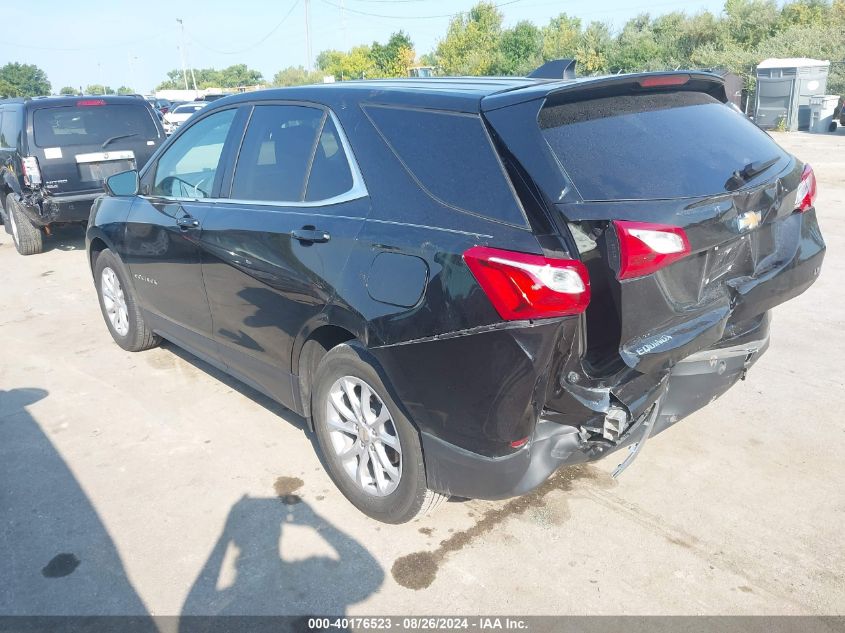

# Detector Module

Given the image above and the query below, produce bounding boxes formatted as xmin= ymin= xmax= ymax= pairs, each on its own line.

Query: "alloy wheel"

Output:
xmin=100 ymin=267 xmax=129 ymax=337
xmin=326 ymin=376 xmax=402 ymax=496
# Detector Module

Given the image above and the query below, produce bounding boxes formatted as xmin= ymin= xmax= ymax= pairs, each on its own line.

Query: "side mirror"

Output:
xmin=104 ymin=170 xmax=140 ymax=197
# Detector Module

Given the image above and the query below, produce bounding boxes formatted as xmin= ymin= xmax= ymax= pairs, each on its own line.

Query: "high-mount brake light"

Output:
xmin=77 ymin=99 xmax=106 ymax=106
xmin=463 ymin=246 xmax=590 ymax=321
xmin=637 ymin=74 xmax=690 ymax=88
xmin=613 ymin=220 xmax=691 ymax=280
xmin=794 ymin=164 xmax=817 ymax=213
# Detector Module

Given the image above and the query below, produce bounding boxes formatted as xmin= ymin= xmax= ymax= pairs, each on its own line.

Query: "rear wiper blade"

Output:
xmin=101 ymin=133 xmax=139 ymax=149
xmin=725 ymin=156 xmax=780 ymax=191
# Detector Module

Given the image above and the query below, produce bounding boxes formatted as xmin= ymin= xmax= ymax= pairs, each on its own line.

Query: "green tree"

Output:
xmin=85 ymin=84 xmax=114 ymax=95
xmin=576 ymin=21 xmax=614 ymax=75
xmin=610 ymin=14 xmax=663 ymax=72
xmin=217 ymin=64 xmax=263 ymax=87
xmin=724 ymin=0 xmax=780 ymax=47
xmin=317 ymin=46 xmax=377 ymax=80
xmin=834 ymin=0 xmax=845 ymax=23
xmin=272 ymin=66 xmax=325 ymax=86
xmin=157 ymin=65 xmax=263 ymax=90
xmin=436 ymin=1 xmax=503 ymax=75
xmin=0 ymin=62 xmax=51 ymax=98
xmin=494 ymin=21 xmax=542 ymax=75
xmin=59 ymin=86 xmax=78 ymax=95
xmin=541 ymin=13 xmax=582 ymax=62
xmin=675 ymin=11 xmax=725 ymax=59
xmin=116 ymin=86 xmax=135 ymax=95
xmin=778 ymin=0 xmax=830 ymax=28
xmin=371 ymin=31 xmax=415 ymax=77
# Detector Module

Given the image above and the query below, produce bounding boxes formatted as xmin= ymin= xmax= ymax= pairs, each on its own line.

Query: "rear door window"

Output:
xmin=305 ymin=117 xmax=354 ymax=201
xmin=365 ymin=105 xmax=525 ymax=226
xmin=33 ymin=103 xmax=160 ymax=148
xmin=539 ymin=91 xmax=789 ymax=201
xmin=230 ymin=104 xmax=324 ymax=203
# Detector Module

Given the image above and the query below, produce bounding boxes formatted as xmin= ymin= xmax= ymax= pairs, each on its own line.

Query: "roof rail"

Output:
xmin=0 ymin=97 xmax=31 ymax=104
xmin=528 ymin=59 xmax=576 ymax=80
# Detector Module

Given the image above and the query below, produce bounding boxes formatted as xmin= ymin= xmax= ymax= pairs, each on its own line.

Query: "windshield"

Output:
xmin=539 ymin=91 xmax=789 ymax=201
xmin=33 ymin=104 xmax=160 ymax=148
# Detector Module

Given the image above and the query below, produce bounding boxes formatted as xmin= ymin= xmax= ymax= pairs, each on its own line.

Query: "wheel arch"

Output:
xmin=296 ymin=324 xmax=357 ymax=423
xmin=87 ymin=235 xmax=112 ymax=274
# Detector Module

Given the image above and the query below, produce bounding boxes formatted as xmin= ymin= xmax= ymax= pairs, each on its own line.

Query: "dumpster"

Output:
xmin=754 ymin=58 xmax=829 ymax=130
xmin=810 ymin=95 xmax=840 ymax=132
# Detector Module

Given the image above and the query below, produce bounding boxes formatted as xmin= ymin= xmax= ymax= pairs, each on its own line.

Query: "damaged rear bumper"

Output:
xmin=14 ymin=190 xmax=100 ymax=226
xmin=421 ymin=327 xmax=769 ymax=500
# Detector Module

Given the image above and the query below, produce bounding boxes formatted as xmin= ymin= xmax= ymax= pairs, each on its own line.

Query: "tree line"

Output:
xmin=279 ymin=0 xmax=845 ymax=93
xmin=2 ymin=0 xmax=844 ymax=99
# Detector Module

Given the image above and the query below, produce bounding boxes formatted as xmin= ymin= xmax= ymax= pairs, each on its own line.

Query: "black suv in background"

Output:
xmin=86 ymin=71 xmax=825 ymax=523
xmin=0 ymin=96 xmax=164 ymax=255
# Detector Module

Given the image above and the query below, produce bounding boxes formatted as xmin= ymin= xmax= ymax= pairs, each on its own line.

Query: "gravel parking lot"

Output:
xmin=1 ymin=131 xmax=843 ymax=618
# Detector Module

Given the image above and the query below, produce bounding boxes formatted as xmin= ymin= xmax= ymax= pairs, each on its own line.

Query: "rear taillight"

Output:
xmin=795 ymin=164 xmax=817 ymax=213
xmin=613 ymin=220 xmax=691 ymax=280
xmin=463 ymin=246 xmax=590 ymax=320
xmin=21 ymin=156 xmax=42 ymax=187
xmin=77 ymin=99 xmax=106 ymax=106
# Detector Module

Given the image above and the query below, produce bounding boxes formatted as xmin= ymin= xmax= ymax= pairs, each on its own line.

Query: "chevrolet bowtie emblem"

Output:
xmin=736 ymin=210 xmax=762 ymax=232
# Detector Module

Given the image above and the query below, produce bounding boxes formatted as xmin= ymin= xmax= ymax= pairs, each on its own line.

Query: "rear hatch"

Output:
xmin=28 ymin=99 xmax=163 ymax=196
xmin=483 ymin=73 xmax=825 ymax=376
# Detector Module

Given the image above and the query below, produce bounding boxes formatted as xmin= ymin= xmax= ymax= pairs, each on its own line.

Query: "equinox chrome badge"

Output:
xmin=736 ymin=210 xmax=762 ymax=233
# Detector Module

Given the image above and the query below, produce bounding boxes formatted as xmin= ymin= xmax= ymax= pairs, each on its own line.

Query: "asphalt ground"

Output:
xmin=0 ymin=131 xmax=842 ymax=618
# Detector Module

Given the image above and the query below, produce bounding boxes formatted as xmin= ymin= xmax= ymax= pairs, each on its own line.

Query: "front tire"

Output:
xmin=312 ymin=344 xmax=446 ymax=523
xmin=93 ymin=248 xmax=160 ymax=352
xmin=6 ymin=194 xmax=43 ymax=256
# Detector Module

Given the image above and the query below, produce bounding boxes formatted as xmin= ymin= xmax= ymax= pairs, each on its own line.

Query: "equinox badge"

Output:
xmin=736 ymin=210 xmax=762 ymax=233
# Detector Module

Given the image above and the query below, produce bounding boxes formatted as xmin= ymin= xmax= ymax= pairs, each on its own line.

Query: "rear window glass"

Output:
xmin=365 ymin=105 xmax=525 ymax=225
xmin=539 ymin=91 xmax=789 ymax=201
xmin=33 ymin=104 xmax=160 ymax=148
xmin=174 ymin=104 xmax=205 ymax=114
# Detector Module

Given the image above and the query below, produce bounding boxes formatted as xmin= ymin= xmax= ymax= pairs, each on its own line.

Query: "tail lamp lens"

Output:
xmin=613 ymin=220 xmax=691 ymax=280
xmin=22 ymin=156 xmax=42 ymax=187
xmin=795 ymin=164 xmax=817 ymax=213
xmin=463 ymin=246 xmax=590 ymax=320
xmin=510 ymin=437 xmax=529 ymax=449
xmin=77 ymin=99 xmax=106 ymax=106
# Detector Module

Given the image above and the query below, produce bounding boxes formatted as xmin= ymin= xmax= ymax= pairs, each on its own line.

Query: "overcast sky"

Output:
xmin=4 ymin=0 xmax=726 ymax=93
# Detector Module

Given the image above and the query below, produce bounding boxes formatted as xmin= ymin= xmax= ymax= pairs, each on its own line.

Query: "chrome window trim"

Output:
xmin=145 ymin=107 xmax=369 ymax=208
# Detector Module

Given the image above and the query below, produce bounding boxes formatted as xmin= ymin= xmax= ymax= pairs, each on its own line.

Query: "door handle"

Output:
xmin=290 ymin=228 xmax=330 ymax=243
xmin=176 ymin=216 xmax=200 ymax=230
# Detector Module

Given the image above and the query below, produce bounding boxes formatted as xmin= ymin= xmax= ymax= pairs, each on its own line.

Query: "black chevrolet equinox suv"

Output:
xmin=86 ymin=69 xmax=825 ymax=523
xmin=1 ymin=95 xmax=164 ymax=255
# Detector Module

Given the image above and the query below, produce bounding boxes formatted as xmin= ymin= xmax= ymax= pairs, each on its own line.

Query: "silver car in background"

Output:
xmin=162 ymin=102 xmax=207 ymax=135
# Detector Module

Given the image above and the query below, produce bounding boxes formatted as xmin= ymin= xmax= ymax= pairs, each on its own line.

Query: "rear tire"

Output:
xmin=6 ymin=195 xmax=43 ymax=256
xmin=312 ymin=343 xmax=447 ymax=523
xmin=93 ymin=248 xmax=160 ymax=352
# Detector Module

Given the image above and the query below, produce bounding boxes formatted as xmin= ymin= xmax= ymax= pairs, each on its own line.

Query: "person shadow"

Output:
xmin=179 ymin=495 xmax=384 ymax=632
xmin=0 ymin=388 xmax=155 ymax=630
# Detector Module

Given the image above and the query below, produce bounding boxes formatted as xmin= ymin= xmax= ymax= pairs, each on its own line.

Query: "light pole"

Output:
xmin=176 ymin=47 xmax=188 ymax=89
xmin=177 ymin=18 xmax=198 ymax=93
xmin=128 ymin=54 xmax=139 ymax=93
xmin=304 ymin=0 xmax=312 ymax=72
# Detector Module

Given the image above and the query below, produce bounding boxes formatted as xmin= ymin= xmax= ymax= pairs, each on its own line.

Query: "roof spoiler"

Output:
xmin=528 ymin=59 xmax=576 ymax=80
